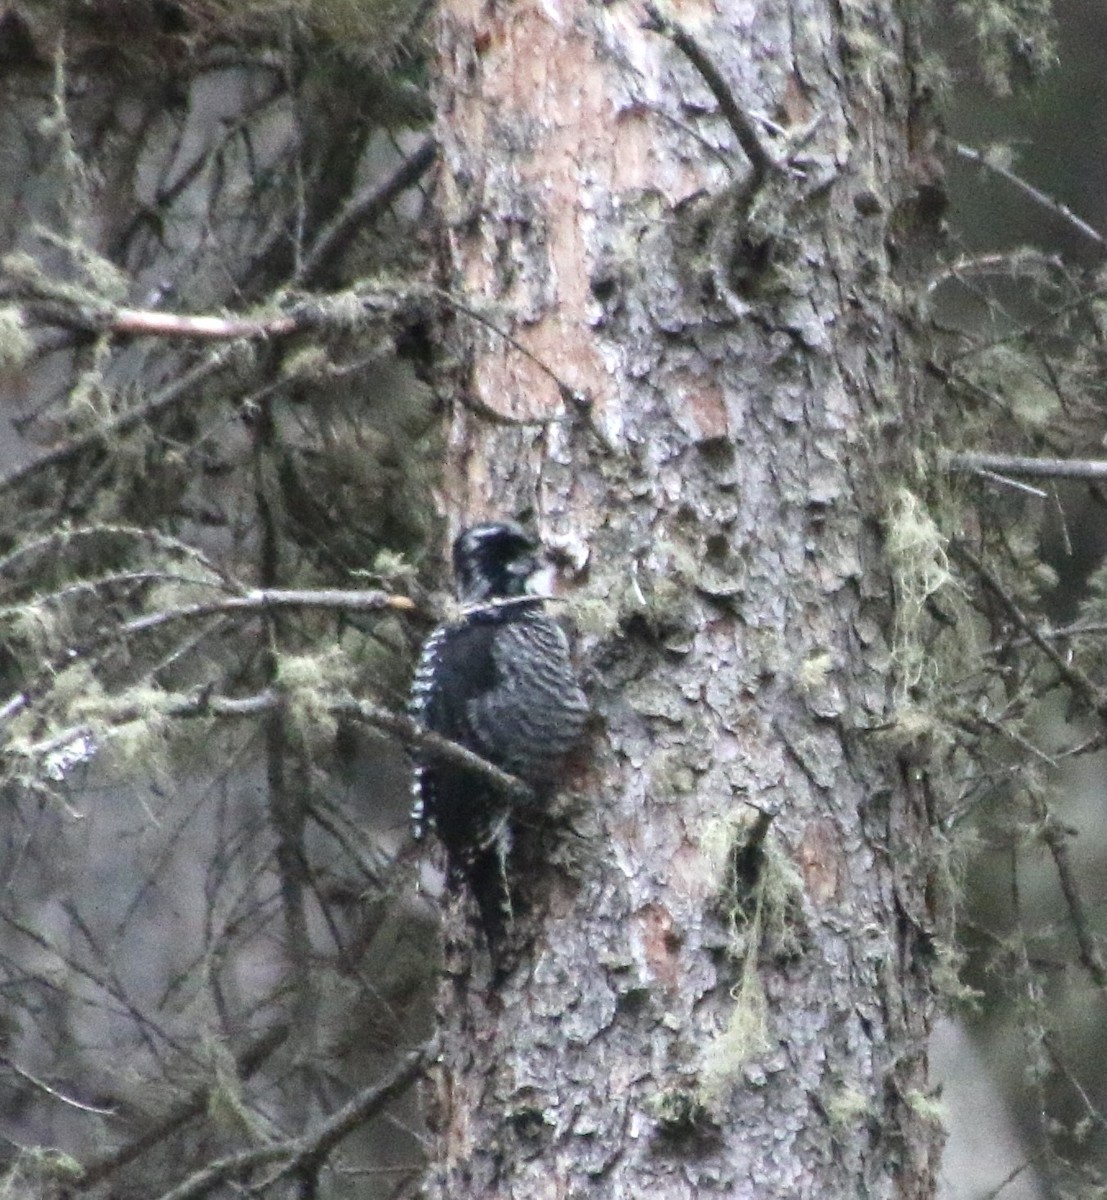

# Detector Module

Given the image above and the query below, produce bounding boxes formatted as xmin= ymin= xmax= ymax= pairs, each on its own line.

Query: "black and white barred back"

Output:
xmin=409 ymin=522 xmax=588 ymax=961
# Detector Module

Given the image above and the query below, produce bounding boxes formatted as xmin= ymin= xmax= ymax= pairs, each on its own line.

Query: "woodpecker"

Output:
xmin=409 ymin=521 xmax=588 ymax=965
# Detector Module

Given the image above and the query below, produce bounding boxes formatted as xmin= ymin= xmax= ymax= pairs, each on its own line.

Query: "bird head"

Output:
xmin=452 ymin=521 xmax=549 ymax=604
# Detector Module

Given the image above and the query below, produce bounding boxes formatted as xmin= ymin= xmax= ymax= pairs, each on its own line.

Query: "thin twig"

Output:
xmin=955 ymin=714 xmax=1058 ymax=769
xmin=74 ymin=1022 xmax=290 ymax=1189
xmin=14 ymin=690 xmax=536 ymax=805
xmin=111 ymin=309 xmax=297 ymax=338
xmin=926 ymin=250 xmax=1065 ymax=295
xmin=641 ymin=1 xmax=773 ymax=190
xmin=952 ymin=141 xmax=1107 ymax=254
xmin=977 ymin=1156 xmax=1040 ymax=1200
xmin=945 ymin=450 xmax=1107 ymax=481
xmin=266 ymin=1036 xmax=438 ymax=1183
xmin=121 ymin=586 xmax=415 ymax=637
xmin=297 ymin=136 xmax=438 ymax=286
xmin=1036 ymin=809 xmax=1107 ymax=996
xmin=0 ymin=524 xmax=236 ymax=589
xmin=954 ymin=542 xmax=1107 ymax=998
xmin=1042 ymin=1032 xmax=1107 ymax=1132
xmin=951 ymin=540 xmax=1107 ymax=722
xmin=426 ymin=284 xmax=588 ymax=414
xmin=15 ymin=288 xmax=411 ymax=342
xmin=0 ymin=1052 xmax=116 ymax=1115
xmin=149 ymin=1037 xmax=435 ymax=1200
xmin=0 ymin=347 xmax=236 ymax=497
xmin=982 ymin=619 xmax=1107 ymax=656
xmin=0 ymin=907 xmax=191 ymax=1068
xmin=151 ymin=1144 xmax=291 ymax=1200
xmin=975 ymin=470 xmax=1048 ymax=498
xmin=0 ymin=587 xmax=417 ymax=728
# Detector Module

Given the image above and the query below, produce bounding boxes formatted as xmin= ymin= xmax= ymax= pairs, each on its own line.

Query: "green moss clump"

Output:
xmin=885 ymin=487 xmax=953 ymax=706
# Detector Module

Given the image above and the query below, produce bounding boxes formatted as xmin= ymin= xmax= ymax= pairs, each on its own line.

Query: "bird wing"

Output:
xmin=465 ymin=611 xmax=588 ymax=783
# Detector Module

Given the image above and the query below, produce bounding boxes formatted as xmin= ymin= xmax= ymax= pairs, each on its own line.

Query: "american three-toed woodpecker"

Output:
xmin=409 ymin=521 xmax=588 ymax=961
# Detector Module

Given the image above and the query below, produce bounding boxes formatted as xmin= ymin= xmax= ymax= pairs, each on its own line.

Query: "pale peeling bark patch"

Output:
xmin=637 ymin=900 xmax=682 ymax=990
xmin=798 ymin=817 xmax=846 ymax=906
xmin=439 ymin=0 xmax=613 ymax=422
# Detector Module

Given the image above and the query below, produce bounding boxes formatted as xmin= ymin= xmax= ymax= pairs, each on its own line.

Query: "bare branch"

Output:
xmin=149 ymin=1037 xmax=435 ymax=1200
xmin=120 ymin=586 xmax=416 ymax=637
xmin=13 ymin=286 xmax=414 ymax=342
xmin=641 ymin=1 xmax=773 ymax=190
xmin=926 ymin=250 xmax=1065 ymax=294
xmin=1039 ymin=808 xmax=1107 ymax=997
xmin=0 ymin=346 xmax=237 ymax=497
xmin=0 ymin=1052 xmax=116 ymax=1115
xmin=945 ymin=450 xmax=1107 ymax=481
xmin=342 ymin=698 xmax=537 ymax=801
xmin=952 ymin=141 xmax=1107 ymax=255
xmin=74 ymin=1025 xmax=291 ymax=1191
xmin=151 ymin=1144 xmax=291 ymax=1200
xmin=0 ymin=586 xmax=418 ymax=731
xmin=111 ymin=309 xmax=298 ymax=339
xmin=266 ymin=1035 xmax=439 ymax=1183
xmin=951 ymin=540 xmax=1107 ymax=723
xmin=298 ymin=136 xmax=438 ymax=286
xmin=14 ymin=690 xmax=535 ymax=805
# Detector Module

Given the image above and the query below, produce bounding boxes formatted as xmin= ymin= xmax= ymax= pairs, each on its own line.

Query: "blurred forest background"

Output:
xmin=0 ymin=3 xmax=444 ymax=1197
xmin=935 ymin=3 xmax=1107 ymax=1197
xmin=0 ymin=0 xmax=1105 ymax=1198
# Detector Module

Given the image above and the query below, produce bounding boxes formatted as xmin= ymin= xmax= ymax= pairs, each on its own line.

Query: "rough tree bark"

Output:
xmin=427 ymin=0 xmax=945 ymax=1196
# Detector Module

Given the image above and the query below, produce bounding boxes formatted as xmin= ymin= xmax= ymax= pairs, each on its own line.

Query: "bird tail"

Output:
xmin=448 ymin=816 xmax=514 ymax=978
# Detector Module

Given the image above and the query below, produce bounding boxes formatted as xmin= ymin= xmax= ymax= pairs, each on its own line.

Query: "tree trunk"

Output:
xmin=429 ymin=0 xmax=945 ymax=1195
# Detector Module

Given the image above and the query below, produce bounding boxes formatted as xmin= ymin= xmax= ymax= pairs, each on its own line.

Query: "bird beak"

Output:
xmin=525 ymin=562 xmax=558 ymax=598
